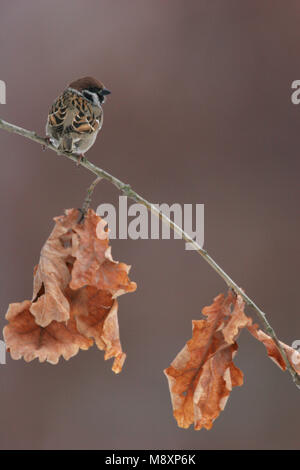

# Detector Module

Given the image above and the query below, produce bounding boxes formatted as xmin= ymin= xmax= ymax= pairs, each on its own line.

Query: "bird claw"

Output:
xmin=42 ymin=136 xmax=51 ymax=151
xmin=76 ymin=154 xmax=85 ymax=166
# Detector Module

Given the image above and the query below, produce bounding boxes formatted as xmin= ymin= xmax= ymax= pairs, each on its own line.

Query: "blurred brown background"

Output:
xmin=0 ymin=0 xmax=299 ymax=450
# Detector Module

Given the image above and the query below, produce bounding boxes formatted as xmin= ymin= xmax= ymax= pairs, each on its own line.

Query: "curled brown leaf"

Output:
xmin=165 ymin=290 xmax=300 ymax=431
xmin=4 ymin=300 xmax=92 ymax=364
xmin=164 ymin=292 xmax=246 ymax=430
xmin=4 ymin=208 xmax=136 ymax=371
xmin=248 ymin=324 xmax=300 ymax=374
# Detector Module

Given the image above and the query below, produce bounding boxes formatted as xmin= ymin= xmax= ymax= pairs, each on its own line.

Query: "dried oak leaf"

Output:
xmin=248 ymin=324 xmax=300 ymax=375
xmin=30 ymin=209 xmax=78 ymax=327
xmin=4 ymin=208 xmax=136 ymax=371
xmin=164 ymin=292 xmax=246 ymax=430
xmin=4 ymin=300 xmax=93 ymax=364
xmin=70 ymin=212 xmax=137 ymax=297
xmin=66 ymin=285 xmax=126 ymax=373
xmin=165 ymin=291 xmax=300 ymax=431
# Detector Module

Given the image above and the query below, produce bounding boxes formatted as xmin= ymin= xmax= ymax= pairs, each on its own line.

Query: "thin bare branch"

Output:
xmin=79 ymin=176 xmax=103 ymax=223
xmin=0 ymin=116 xmax=299 ymax=386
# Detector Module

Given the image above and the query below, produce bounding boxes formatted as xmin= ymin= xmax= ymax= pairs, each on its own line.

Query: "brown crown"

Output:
xmin=68 ymin=76 xmax=105 ymax=91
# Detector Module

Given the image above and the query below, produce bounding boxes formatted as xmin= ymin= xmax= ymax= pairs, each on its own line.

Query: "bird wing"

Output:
xmin=47 ymin=90 xmax=102 ymax=138
xmin=70 ymin=94 xmax=101 ymax=134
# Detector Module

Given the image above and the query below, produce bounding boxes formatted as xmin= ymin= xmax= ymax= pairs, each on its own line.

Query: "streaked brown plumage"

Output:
xmin=46 ymin=76 xmax=111 ymax=163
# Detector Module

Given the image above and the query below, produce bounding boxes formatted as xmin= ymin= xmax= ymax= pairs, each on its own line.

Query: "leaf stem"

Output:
xmin=79 ymin=176 xmax=103 ymax=222
xmin=0 ymin=117 xmax=299 ymax=386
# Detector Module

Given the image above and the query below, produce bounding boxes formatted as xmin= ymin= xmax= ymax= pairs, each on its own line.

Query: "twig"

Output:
xmin=0 ymin=117 xmax=299 ymax=386
xmin=79 ymin=176 xmax=103 ymax=223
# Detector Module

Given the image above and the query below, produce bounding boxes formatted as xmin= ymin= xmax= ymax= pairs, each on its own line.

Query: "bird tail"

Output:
xmin=61 ymin=136 xmax=73 ymax=153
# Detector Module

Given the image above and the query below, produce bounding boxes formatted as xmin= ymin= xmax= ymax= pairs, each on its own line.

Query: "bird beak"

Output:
xmin=101 ymin=88 xmax=111 ymax=96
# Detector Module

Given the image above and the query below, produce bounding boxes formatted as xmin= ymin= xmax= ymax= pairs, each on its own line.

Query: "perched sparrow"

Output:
xmin=46 ymin=76 xmax=111 ymax=164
